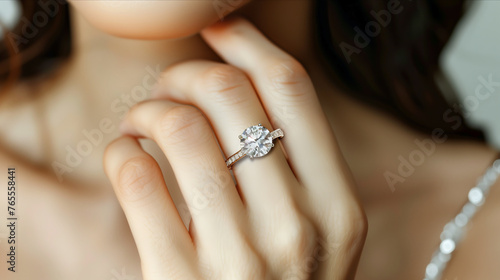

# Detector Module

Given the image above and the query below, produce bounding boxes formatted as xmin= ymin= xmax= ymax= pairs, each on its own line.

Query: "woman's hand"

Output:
xmin=104 ymin=18 xmax=367 ymax=280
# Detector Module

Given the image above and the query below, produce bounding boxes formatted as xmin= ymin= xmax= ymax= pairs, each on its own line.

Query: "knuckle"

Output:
xmin=277 ymin=214 xmax=317 ymax=261
xmin=266 ymin=58 xmax=311 ymax=97
xmin=344 ymin=205 xmax=368 ymax=239
xmin=237 ymin=253 xmax=266 ymax=280
xmin=228 ymin=249 xmax=266 ymax=280
xmin=156 ymin=105 xmax=207 ymax=146
xmin=117 ymin=155 xmax=160 ymax=203
xmin=332 ymin=205 xmax=368 ymax=252
xmin=201 ymin=240 xmax=267 ymax=280
xmin=199 ymin=64 xmax=251 ymax=106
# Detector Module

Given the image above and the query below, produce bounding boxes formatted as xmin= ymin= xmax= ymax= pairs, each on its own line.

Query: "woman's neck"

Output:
xmin=1 ymin=1 xmax=497 ymax=201
xmin=12 ymin=1 xmax=318 ymax=187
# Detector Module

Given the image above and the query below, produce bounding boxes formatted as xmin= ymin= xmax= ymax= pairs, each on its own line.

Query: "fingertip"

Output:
xmin=201 ymin=16 xmax=250 ymax=39
xmin=119 ymin=119 xmax=135 ymax=135
xmin=150 ymin=87 xmax=162 ymax=99
xmin=104 ymin=136 xmax=138 ymax=159
xmin=103 ymin=136 xmax=140 ymax=176
xmin=119 ymin=115 xmax=143 ymax=137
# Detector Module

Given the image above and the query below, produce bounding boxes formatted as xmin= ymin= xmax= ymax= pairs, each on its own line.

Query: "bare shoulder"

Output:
xmin=443 ymin=179 xmax=500 ymax=279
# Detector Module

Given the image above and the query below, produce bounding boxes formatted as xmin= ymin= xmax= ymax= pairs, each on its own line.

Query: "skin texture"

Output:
xmin=71 ymin=1 xmax=369 ymax=277
xmin=69 ymin=0 xmax=249 ymax=39
xmin=105 ymin=17 xmax=368 ymax=279
xmin=0 ymin=1 xmax=499 ymax=280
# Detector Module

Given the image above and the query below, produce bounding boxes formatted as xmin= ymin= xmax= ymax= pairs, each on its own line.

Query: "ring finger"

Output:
xmin=150 ymin=60 xmax=299 ymax=212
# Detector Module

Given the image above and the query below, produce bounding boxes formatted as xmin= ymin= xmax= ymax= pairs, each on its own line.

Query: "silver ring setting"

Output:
xmin=226 ymin=124 xmax=284 ymax=169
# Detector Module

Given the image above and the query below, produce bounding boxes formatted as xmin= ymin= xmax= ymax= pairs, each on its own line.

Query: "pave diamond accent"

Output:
xmin=226 ymin=151 xmax=244 ymax=165
xmin=239 ymin=124 xmax=273 ymax=158
xmin=270 ymin=128 xmax=284 ymax=140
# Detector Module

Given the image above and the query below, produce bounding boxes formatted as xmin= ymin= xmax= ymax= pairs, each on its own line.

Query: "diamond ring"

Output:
xmin=225 ymin=124 xmax=284 ymax=169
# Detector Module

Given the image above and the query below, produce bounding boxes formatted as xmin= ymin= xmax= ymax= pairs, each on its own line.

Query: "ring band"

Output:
xmin=226 ymin=124 xmax=284 ymax=169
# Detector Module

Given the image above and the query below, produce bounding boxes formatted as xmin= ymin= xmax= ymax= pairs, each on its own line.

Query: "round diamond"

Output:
xmin=240 ymin=125 xmax=273 ymax=158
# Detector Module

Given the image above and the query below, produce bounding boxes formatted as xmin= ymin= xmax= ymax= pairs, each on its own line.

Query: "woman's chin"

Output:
xmin=88 ymin=20 xmax=216 ymax=41
xmin=69 ymin=0 xmax=233 ymax=40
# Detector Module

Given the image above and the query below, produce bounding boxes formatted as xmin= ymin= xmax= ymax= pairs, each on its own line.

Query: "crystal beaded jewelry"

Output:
xmin=424 ymin=158 xmax=500 ymax=279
